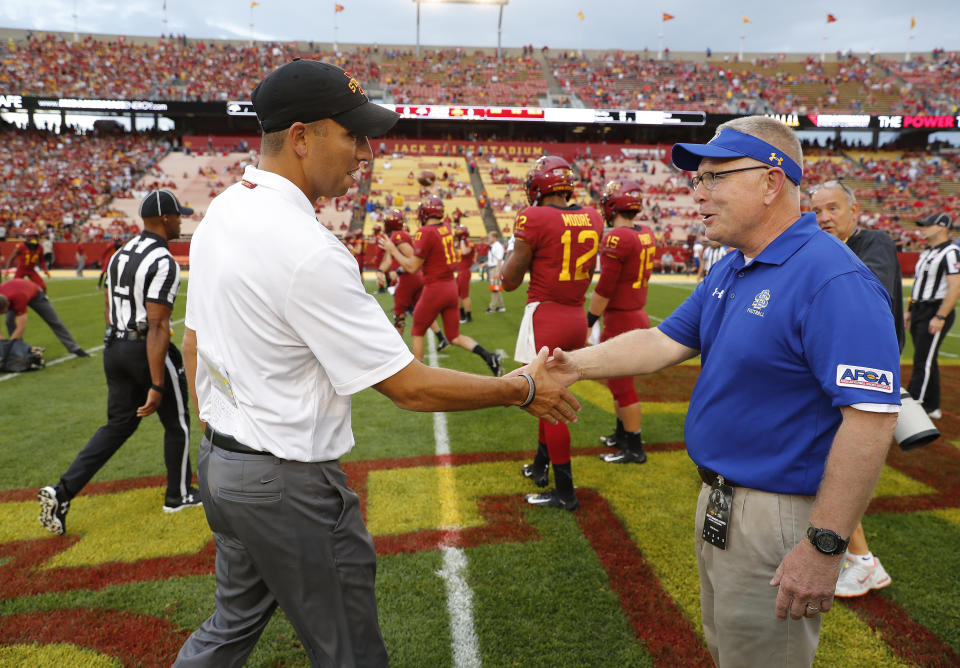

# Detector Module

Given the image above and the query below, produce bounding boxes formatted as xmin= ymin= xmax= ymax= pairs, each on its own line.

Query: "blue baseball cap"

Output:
xmin=672 ymin=128 xmax=803 ymax=185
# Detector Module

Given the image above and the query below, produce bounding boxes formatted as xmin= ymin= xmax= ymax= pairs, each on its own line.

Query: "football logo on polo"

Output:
xmin=836 ymin=365 xmax=894 ymax=393
xmin=747 ymin=289 xmax=770 ymax=316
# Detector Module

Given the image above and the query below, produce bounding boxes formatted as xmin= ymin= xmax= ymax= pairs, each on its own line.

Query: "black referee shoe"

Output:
xmin=38 ymin=486 xmax=69 ymax=535
xmin=73 ymin=349 xmax=91 ymax=358
xmin=163 ymin=488 xmax=203 ymax=513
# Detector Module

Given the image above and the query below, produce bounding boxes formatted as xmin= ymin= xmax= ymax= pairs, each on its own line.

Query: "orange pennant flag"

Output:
xmin=662 ymin=12 xmax=675 ymax=21
xmin=826 ymin=13 xmax=837 ymax=23
xmin=910 ymin=15 xmax=916 ymax=30
xmin=576 ymin=11 xmax=584 ymax=21
xmin=742 ymin=15 xmax=751 ymax=24
xmin=335 ymin=3 xmax=345 ymax=11
xmin=250 ymin=1 xmax=259 ymax=7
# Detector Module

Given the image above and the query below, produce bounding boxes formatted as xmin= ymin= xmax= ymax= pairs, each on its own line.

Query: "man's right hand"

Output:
xmin=520 ymin=347 xmax=581 ymax=424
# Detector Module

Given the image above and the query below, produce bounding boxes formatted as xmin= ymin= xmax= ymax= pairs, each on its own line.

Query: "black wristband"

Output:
xmin=587 ymin=312 xmax=600 ymax=328
xmin=934 ymin=314 xmax=947 ymax=321
xmin=517 ymin=372 xmax=536 ymax=408
xmin=150 ymin=384 xmax=165 ymax=393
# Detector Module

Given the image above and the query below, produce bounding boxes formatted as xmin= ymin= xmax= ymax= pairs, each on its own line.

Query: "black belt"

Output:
xmin=204 ymin=425 xmax=271 ymax=455
xmin=698 ymin=466 xmax=741 ymax=488
xmin=115 ymin=329 xmax=148 ymax=341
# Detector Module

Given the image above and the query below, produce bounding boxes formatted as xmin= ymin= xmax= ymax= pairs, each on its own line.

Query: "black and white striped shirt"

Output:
xmin=701 ymin=244 xmax=729 ymax=275
xmin=911 ymin=241 xmax=960 ymax=302
xmin=106 ymin=231 xmax=180 ymax=331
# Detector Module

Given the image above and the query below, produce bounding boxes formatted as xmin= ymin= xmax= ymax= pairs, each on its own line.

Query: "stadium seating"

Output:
xmin=4 ymin=32 xmax=957 ymax=114
xmin=0 ymin=126 xmax=170 ymax=239
xmin=367 ymin=155 xmax=486 ymax=237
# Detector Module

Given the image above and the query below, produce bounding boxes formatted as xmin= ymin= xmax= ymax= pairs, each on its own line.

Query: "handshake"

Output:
xmin=506 ymin=346 xmax=582 ymax=426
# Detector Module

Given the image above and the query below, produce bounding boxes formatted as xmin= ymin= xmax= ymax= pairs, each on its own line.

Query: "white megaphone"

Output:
xmin=894 ymin=387 xmax=940 ymax=451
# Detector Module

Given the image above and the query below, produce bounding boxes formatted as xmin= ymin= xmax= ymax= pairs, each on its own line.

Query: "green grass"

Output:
xmin=1 ymin=276 xmax=958 ymax=667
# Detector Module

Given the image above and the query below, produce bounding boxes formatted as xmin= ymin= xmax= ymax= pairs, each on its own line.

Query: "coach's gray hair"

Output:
xmin=809 ymin=180 xmax=856 ymax=205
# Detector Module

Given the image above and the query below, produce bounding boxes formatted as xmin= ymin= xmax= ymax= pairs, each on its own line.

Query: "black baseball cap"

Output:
xmin=139 ymin=189 xmax=194 ymax=219
xmin=917 ymin=212 xmax=952 ymax=229
xmin=251 ymin=59 xmax=399 ymax=137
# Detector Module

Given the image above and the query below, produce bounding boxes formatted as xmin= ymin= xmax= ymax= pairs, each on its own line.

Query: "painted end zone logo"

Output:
xmin=836 ymin=365 xmax=894 ymax=393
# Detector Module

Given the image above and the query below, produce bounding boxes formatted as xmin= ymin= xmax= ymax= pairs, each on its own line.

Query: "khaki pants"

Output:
xmin=695 ymin=484 xmax=821 ymax=667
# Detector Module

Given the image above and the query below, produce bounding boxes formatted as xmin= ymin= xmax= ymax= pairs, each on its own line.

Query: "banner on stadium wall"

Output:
xmin=366 ymin=139 xmax=667 ymax=161
xmin=5 ymin=94 xmax=960 ymax=131
xmin=182 ymin=136 xmax=668 ymax=161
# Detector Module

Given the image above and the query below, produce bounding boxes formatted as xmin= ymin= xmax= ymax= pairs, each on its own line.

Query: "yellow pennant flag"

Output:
xmin=250 ymin=1 xmax=259 ymax=7
xmin=910 ymin=15 xmax=916 ymax=30
xmin=577 ymin=11 xmax=584 ymax=21
xmin=742 ymin=15 xmax=751 ymax=23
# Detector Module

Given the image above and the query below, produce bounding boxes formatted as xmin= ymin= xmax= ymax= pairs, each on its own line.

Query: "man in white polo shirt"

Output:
xmin=174 ymin=60 xmax=579 ymax=667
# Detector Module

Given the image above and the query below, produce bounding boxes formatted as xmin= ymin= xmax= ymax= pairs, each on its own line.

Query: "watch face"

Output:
xmin=816 ymin=532 xmax=839 ymax=553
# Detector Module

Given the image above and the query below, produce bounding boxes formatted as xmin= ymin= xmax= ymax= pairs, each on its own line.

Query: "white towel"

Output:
xmin=587 ymin=320 xmax=602 ymax=346
xmin=514 ymin=301 xmax=541 ymax=363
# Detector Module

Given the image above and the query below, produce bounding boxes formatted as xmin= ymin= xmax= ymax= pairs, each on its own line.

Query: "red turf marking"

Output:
xmin=870 ymin=440 xmax=960 ymax=514
xmin=375 ymin=494 xmax=539 ymax=555
xmin=0 ymin=608 xmax=189 ymax=667
xmin=574 ymin=488 xmax=714 ymax=667
xmin=0 ymin=475 xmax=166 ymax=503
xmin=842 ymin=594 xmax=960 ymax=667
xmin=0 ymin=537 xmax=215 ymax=600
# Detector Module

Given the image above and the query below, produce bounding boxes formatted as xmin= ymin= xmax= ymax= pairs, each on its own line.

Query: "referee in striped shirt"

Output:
xmin=906 ymin=212 xmax=960 ymax=419
xmin=38 ymin=190 xmax=200 ymax=536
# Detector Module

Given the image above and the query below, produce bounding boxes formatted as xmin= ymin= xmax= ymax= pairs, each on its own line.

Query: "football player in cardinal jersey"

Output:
xmin=381 ymin=197 xmax=502 ymax=375
xmin=501 ymin=155 xmax=604 ymax=510
xmin=377 ymin=209 xmax=448 ymax=349
xmin=589 ymin=178 xmax=657 ymax=464
xmin=455 ymin=225 xmax=476 ymax=323
xmin=4 ymin=227 xmax=51 ymax=291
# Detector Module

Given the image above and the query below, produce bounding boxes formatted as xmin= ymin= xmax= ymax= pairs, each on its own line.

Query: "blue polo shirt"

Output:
xmin=659 ymin=213 xmax=900 ymax=495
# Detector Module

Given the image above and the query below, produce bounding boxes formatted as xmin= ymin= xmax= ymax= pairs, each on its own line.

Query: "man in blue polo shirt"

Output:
xmin=540 ymin=116 xmax=900 ymax=667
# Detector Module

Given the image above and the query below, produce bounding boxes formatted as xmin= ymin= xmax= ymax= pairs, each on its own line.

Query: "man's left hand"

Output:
xmin=929 ymin=317 xmax=945 ymax=335
xmin=770 ymin=539 xmax=844 ymax=620
xmin=137 ymin=388 xmax=163 ymax=417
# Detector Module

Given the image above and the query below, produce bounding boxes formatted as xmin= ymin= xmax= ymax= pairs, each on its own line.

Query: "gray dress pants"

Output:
xmin=175 ymin=437 xmax=388 ymax=668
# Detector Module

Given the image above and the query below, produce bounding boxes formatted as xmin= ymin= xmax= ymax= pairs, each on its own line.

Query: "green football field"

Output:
xmin=0 ymin=277 xmax=958 ymax=667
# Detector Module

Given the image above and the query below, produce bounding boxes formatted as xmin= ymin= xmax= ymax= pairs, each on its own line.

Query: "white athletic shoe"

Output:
xmin=835 ymin=554 xmax=892 ymax=597
xmin=927 ymin=409 xmax=942 ymax=419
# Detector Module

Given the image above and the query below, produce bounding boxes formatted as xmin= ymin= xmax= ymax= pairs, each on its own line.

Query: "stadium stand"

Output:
xmin=0 ymin=126 xmax=170 ymax=239
xmin=367 ymin=155 xmax=486 ymax=237
xmin=3 ymin=31 xmax=957 ymax=113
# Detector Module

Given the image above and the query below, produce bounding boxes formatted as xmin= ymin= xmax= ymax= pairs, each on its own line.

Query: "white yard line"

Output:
xmin=426 ymin=331 xmax=482 ymax=668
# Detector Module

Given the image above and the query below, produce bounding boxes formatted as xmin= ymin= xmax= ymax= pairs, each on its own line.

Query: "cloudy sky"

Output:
xmin=0 ymin=0 xmax=955 ymax=56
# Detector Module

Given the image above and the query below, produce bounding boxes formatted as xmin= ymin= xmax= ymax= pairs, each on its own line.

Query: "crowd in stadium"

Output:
xmin=0 ymin=123 xmax=949 ymax=258
xmin=2 ymin=32 xmax=957 ymax=114
xmin=0 ymin=126 xmax=169 ymax=242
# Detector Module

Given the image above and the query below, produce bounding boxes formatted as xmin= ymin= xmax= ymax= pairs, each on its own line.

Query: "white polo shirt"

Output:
xmin=487 ymin=239 xmax=504 ymax=268
xmin=186 ymin=166 xmax=414 ymax=462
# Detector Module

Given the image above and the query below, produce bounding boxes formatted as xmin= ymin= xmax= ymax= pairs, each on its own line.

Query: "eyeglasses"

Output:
xmin=690 ymin=165 xmax=770 ymax=191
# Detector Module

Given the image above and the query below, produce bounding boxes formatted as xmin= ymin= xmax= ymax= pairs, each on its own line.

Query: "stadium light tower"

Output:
xmin=413 ymin=0 xmax=509 ymax=59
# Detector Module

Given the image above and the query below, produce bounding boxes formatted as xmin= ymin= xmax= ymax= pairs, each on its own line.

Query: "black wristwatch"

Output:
xmin=806 ymin=526 xmax=849 ymax=555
